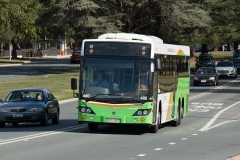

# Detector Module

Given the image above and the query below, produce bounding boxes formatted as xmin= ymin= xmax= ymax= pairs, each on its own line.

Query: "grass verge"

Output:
xmin=0 ymin=71 xmax=79 ymax=101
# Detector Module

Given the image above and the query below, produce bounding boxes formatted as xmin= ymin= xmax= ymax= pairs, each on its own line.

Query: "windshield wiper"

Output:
xmin=85 ymin=94 xmax=110 ymax=100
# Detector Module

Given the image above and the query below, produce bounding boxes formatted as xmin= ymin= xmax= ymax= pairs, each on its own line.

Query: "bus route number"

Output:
xmin=129 ymin=46 xmax=140 ymax=55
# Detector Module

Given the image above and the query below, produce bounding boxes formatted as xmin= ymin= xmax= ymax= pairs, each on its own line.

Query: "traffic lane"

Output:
xmin=0 ymin=75 xmax=32 ymax=81
xmin=0 ymin=64 xmax=79 ymax=75
xmin=1 ymin=81 xmax=239 ymax=159
xmin=188 ymin=79 xmax=240 ymax=130
xmin=0 ymin=119 xmax=210 ymax=160
xmin=0 ymin=100 xmax=79 ymax=141
xmin=190 ymin=74 xmax=238 ymax=93
xmin=0 ymin=93 xmax=239 ymax=159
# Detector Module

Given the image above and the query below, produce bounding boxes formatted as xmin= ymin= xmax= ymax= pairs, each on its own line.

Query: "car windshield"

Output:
xmin=198 ymin=56 xmax=212 ymax=61
xmin=217 ymin=62 xmax=233 ymax=67
xmin=72 ymin=52 xmax=80 ymax=56
xmin=196 ymin=68 xmax=214 ymax=74
xmin=5 ymin=91 xmax=45 ymax=102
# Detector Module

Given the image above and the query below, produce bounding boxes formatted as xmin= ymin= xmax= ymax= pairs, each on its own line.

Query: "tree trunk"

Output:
xmin=234 ymin=41 xmax=239 ymax=51
xmin=190 ymin=46 xmax=194 ymax=58
xmin=0 ymin=43 xmax=3 ymax=58
xmin=201 ymin=43 xmax=208 ymax=54
xmin=11 ymin=38 xmax=18 ymax=58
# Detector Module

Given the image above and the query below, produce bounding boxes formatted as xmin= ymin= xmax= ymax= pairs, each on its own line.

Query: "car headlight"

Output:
xmin=29 ymin=107 xmax=43 ymax=112
xmin=209 ymin=77 xmax=215 ymax=80
xmin=194 ymin=77 xmax=198 ymax=80
xmin=0 ymin=108 xmax=8 ymax=112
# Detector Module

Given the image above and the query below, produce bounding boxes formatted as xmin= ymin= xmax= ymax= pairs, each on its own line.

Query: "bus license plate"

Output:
xmin=13 ymin=114 xmax=23 ymax=118
xmin=107 ymin=119 xmax=120 ymax=123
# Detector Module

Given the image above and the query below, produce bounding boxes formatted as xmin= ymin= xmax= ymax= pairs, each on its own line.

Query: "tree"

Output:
xmin=0 ymin=0 xmax=41 ymax=58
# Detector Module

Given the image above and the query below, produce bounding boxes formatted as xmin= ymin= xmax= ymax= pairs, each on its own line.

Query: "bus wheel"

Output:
xmin=170 ymin=107 xmax=180 ymax=127
xmin=88 ymin=123 xmax=98 ymax=131
xmin=149 ymin=112 xmax=160 ymax=133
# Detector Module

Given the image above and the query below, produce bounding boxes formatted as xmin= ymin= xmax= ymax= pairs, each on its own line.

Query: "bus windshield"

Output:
xmin=81 ymin=58 xmax=151 ymax=101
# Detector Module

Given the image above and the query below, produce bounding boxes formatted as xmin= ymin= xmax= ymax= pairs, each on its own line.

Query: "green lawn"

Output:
xmin=0 ymin=71 xmax=79 ymax=101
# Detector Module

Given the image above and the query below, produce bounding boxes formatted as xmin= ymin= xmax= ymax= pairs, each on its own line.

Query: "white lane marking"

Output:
xmin=169 ymin=142 xmax=175 ymax=145
xmin=190 ymin=80 xmax=239 ymax=100
xmin=0 ymin=125 xmax=86 ymax=146
xmin=199 ymin=101 xmax=240 ymax=131
xmin=137 ymin=154 xmax=146 ymax=157
xmin=154 ymin=148 xmax=162 ymax=150
xmin=192 ymin=134 xmax=198 ymax=136
xmin=203 ymin=120 xmax=239 ymax=131
xmin=181 ymin=138 xmax=188 ymax=140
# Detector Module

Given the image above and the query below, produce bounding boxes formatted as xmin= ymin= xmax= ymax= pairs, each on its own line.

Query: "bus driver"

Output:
xmin=91 ymin=71 xmax=110 ymax=88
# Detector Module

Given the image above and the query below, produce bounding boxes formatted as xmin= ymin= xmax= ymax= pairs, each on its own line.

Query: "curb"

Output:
xmin=59 ymin=98 xmax=77 ymax=104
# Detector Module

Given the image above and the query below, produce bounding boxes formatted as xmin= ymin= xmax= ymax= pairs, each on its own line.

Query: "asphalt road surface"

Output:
xmin=0 ymin=60 xmax=240 ymax=160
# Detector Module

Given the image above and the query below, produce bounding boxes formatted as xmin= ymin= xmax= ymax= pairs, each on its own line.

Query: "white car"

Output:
xmin=215 ymin=61 xmax=237 ymax=78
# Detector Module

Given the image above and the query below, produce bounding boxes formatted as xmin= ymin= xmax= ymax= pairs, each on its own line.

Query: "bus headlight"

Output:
xmin=137 ymin=110 xmax=143 ymax=115
xmin=81 ymin=107 xmax=86 ymax=112
xmin=79 ymin=107 xmax=95 ymax=114
xmin=133 ymin=109 xmax=151 ymax=116
xmin=143 ymin=110 xmax=148 ymax=115
xmin=86 ymin=108 xmax=92 ymax=113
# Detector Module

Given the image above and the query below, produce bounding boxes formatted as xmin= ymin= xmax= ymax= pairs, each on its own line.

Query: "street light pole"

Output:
xmin=9 ymin=39 xmax=11 ymax=61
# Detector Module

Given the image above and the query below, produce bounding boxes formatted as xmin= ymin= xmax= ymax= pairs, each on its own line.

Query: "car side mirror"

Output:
xmin=0 ymin=99 xmax=4 ymax=103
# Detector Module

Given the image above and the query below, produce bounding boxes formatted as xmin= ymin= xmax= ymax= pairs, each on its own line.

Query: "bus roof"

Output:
xmin=82 ymin=33 xmax=190 ymax=57
xmin=98 ymin=33 xmax=163 ymax=44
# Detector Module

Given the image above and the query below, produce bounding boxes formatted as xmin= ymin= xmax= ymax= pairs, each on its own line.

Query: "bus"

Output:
xmin=71 ymin=33 xmax=190 ymax=133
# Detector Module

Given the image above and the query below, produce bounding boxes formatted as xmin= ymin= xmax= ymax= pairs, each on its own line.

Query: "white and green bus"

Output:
xmin=71 ymin=33 xmax=190 ymax=133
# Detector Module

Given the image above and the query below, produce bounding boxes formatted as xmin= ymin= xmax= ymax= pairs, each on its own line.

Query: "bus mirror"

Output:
xmin=155 ymin=59 xmax=161 ymax=70
xmin=71 ymin=78 xmax=77 ymax=90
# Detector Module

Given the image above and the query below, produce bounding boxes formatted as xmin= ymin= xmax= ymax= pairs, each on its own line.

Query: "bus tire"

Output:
xmin=170 ymin=107 xmax=180 ymax=127
xmin=149 ymin=112 xmax=161 ymax=133
xmin=88 ymin=123 xmax=98 ymax=131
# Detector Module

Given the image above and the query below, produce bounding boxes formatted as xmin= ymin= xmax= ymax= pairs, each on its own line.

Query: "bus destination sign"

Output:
xmin=84 ymin=42 xmax=151 ymax=57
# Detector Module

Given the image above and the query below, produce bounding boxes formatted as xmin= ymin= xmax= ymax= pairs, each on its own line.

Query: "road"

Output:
xmin=0 ymin=60 xmax=240 ymax=160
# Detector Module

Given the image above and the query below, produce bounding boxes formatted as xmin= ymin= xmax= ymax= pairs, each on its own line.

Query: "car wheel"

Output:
xmin=40 ymin=112 xmax=48 ymax=126
xmin=52 ymin=110 xmax=59 ymax=124
xmin=12 ymin=123 xmax=18 ymax=126
xmin=0 ymin=122 xmax=5 ymax=128
xmin=88 ymin=123 xmax=98 ymax=131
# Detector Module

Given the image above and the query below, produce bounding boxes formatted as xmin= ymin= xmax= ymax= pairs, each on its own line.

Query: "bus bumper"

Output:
xmin=78 ymin=114 xmax=153 ymax=125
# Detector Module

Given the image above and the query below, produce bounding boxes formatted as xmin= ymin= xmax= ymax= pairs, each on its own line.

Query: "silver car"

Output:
xmin=215 ymin=61 xmax=237 ymax=78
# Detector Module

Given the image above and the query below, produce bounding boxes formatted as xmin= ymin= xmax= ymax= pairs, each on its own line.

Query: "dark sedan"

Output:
xmin=230 ymin=58 xmax=240 ymax=73
xmin=0 ymin=88 xmax=60 ymax=127
xmin=193 ymin=67 xmax=219 ymax=86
